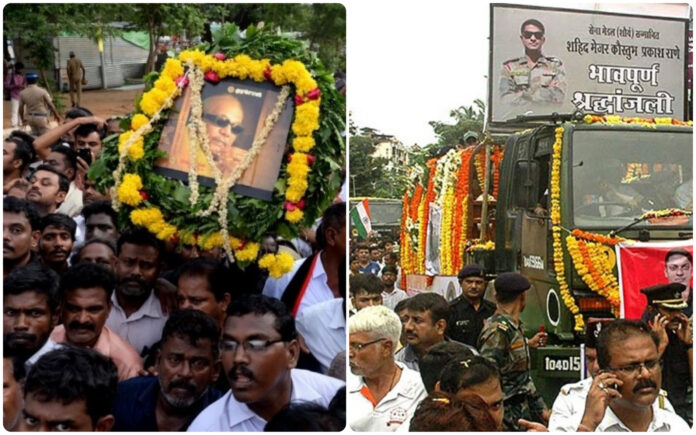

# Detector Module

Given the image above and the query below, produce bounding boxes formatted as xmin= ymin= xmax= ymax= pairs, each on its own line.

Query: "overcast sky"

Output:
xmin=346 ymin=1 xmax=690 ymax=147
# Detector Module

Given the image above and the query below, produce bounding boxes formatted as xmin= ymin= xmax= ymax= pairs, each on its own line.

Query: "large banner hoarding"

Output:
xmin=489 ymin=4 xmax=688 ymax=125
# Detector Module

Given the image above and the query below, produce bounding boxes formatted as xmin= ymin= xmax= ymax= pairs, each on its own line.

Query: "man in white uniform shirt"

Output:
xmin=559 ymin=319 xmax=688 ymax=432
xmin=188 ymin=295 xmax=344 ymax=431
xmin=348 ymin=305 xmax=426 ymax=431
xmin=548 ymin=318 xmax=675 ymax=431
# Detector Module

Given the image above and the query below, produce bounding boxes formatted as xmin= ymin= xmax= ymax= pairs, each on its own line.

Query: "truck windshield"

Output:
xmin=571 ymin=129 xmax=692 ymax=229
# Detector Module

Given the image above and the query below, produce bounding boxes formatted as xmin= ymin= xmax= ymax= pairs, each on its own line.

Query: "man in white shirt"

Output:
xmin=348 ymin=305 xmax=427 ymax=432
xmin=381 ymin=265 xmax=407 ymax=310
xmin=296 ymin=297 xmax=345 ymax=374
xmin=263 ymin=202 xmax=345 ymax=317
xmin=105 ymin=227 xmax=168 ymax=356
xmin=561 ymin=319 xmax=689 ymax=432
xmin=188 ymin=295 xmax=344 ymax=431
xmin=548 ymin=318 xmax=675 ymax=431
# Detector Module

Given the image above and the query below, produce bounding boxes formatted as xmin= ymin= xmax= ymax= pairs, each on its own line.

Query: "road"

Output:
xmin=3 ymin=85 xmax=144 ymax=133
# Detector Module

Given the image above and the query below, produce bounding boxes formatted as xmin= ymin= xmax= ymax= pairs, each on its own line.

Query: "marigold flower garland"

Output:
xmin=583 ymin=114 xmax=693 ymax=127
xmin=109 ymin=48 xmax=328 ymax=277
xmin=566 ymin=234 xmax=621 ymax=315
xmin=550 ymin=127 xmax=585 ymax=332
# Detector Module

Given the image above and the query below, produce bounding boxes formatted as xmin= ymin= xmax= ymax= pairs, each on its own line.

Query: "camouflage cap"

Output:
xmin=462 ymin=131 xmax=478 ymax=142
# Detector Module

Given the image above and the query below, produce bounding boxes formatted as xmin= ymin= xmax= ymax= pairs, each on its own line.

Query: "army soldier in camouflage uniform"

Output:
xmin=500 ymin=19 xmax=566 ymax=106
xmin=477 ymin=272 xmax=549 ymax=431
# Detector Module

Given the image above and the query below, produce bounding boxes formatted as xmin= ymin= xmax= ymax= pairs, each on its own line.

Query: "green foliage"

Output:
xmin=428 ymin=99 xmax=486 ymax=151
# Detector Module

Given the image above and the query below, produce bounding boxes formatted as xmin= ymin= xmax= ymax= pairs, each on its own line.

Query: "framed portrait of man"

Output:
xmin=155 ymin=79 xmax=294 ymax=201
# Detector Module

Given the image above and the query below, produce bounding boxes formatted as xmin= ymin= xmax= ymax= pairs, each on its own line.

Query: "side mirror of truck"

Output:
xmin=512 ymin=161 xmax=539 ymax=209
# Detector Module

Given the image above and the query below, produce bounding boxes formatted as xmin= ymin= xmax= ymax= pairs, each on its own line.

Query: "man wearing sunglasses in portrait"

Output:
xmin=499 ymin=18 xmax=566 ymax=106
xmin=571 ymin=319 xmax=690 ymax=432
xmin=202 ymin=94 xmax=248 ymax=176
xmin=187 ymin=295 xmax=344 ymax=431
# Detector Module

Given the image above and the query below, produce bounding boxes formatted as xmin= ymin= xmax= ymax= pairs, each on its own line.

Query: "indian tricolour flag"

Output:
xmin=350 ymin=199 xmax=372 ymax=238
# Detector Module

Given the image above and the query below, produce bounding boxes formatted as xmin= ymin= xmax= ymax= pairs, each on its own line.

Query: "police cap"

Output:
xmin=494 ymin=272 xmax=531 ymax=294
xmin=640 ymin=283 xmax=687 ymax=310
xmin=25 ymin=73 xmax=39 ymax=80
xmin=458 ymin=264 xmax=485 ymax=281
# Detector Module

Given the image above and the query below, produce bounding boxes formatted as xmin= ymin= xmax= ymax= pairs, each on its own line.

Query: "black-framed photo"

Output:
xmin=155 ymin=78 xmax=294 ymax=201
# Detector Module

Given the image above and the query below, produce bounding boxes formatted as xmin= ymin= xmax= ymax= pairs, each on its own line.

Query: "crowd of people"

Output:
xmin=347 ymin=233 xmax=693 ymax=432
xmin=3 ymin=99 xmax=348 ymax=431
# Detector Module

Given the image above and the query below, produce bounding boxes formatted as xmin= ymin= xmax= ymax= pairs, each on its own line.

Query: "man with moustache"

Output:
xmin=3 ymin=263 xmax=60 ymax=365
xmin=26 ymin=165 xmax=69 ymax=217
xmin=396 ymin=293 xmax=477 ymax=371
xmin=112 ymin=309 xmax=223 ymax=431
xmin=571 ymin=319 xmax=689 ymax=431
xmin=106 ymin=227 xmax=169 ymax=356
xmin=176 ymin=258 xmax=231 ymax=329
xmin=26 ymin=262 xmax=143 ymax=381
xmin=548 ymin=318 xmax=676 ymax=431
xmin=188 ymin=295 xmax=343 ymax=431
xmin=37 ymin=213 xmax=75 ymax=275
xmin=4 ymin=197 xmax=41 ymax=278
xmin=447 ymin=264 xmax=496 ymax=347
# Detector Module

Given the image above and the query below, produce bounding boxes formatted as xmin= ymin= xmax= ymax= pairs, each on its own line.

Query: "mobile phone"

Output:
xmin=77 ymin=147 xmax=92 ymax=165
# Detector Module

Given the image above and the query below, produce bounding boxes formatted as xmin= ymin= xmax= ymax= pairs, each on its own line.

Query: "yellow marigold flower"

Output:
xmin=285 ymin=208 xmax=304 ymax=223
xmin=154 ymin=76 xmax=176 ymax=95
xmin=162 ymin=58 xmax=184 ymax=80
xmin=130 ymin=208 xmax=163 ymax=227
xmin=117 ymin=174 xmax=143 ymax=206
xmin=269 ymin=64 xmax=289 ymax=85
xmin=258 ymin=253 xmax=276 ymax=269
xmin=275 ymin=252 xmax=295 ymax=272
xmin=156 ymin=224 xmax=178 ymax=241
xmin=179 ymin=231 xmax=196 ymax=245
xmin=199 ymin=232 xmax=223 ymax=251
xmin=234 ymin=242 xmax=259 ymax=263
xmin=292 ymin=136 xmax=315 ymax=153
xmin=118 ymin=131 xmax=145 ymax=161
xmin=583 ymin=114 xmax=593 ymax=124
xmin=147 ymin=88 xmax=168 ymax=106
xmin=139 ymin=93 xmax=160 ymax=117
xmin=131 ymin=114 xmax=149 ymax=131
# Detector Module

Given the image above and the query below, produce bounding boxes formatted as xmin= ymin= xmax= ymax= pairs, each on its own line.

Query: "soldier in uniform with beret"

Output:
xmin=446 ymin=264 xmax=495 ymax=347
xmin=500 ymin=18 xmax=566 ymax=106
xmin=642 ymin=282 xmax=693 ymax=425
xmin=477 ymin=272 xmax=549 ymax=430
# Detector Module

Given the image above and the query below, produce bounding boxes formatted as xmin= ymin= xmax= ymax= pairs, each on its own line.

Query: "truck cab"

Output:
xmin=493 ymin=120 xmax=692 ymax=400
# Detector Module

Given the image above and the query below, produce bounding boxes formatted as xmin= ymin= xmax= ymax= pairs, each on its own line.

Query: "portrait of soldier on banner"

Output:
xmin=156 ymin=78 xmax=294 ymax=200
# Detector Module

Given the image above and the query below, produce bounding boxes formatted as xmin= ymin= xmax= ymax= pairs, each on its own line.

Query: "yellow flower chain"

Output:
xmin=440 ymin=186 xmax=455 ymax=275
xmin=416 ymin=199 xmax=427 ymax=274
xmin=550 ymin=127 xmax=585 ymax=332
xmin=116 ymin=174 xmax=143 ymax=207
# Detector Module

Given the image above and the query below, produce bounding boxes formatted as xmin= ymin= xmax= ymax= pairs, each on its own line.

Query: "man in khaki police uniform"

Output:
xmin=67 ymin=51 xmax=86 ymax=107
xmin=18 ymin=73 xmax=62 ymax=136
xmin=500 ymin=18 xmax=566 ymax=106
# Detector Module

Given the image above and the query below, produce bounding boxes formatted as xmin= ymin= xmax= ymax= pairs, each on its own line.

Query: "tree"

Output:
xmin=428 ymin=98 xmax=486 ymax=149
xmin=121 ymin=4 xmax=206 ymax=74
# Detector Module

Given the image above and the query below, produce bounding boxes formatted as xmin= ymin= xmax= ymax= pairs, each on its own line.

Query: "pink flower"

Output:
xmin=284 ymin=202 xmax=296 ymax=211
xmin=175 ymin=76 xmax=189 ymax=88
xmin=139 ymin=190 xmax=149 ymax=200
xmin=204 ymin=71 xmax=220 ymax=84
xmin=306 ymin=155 xmax=316 ymax=165
xmin=306 ymin=88 xmax=321 ymax=100
xmin=264 ymin=66 xmax=272 ymax=81
xmin=294 ymin=95 xmax=305 ymax=105
xmin=213 ymin=52 xmax=226 ymax=61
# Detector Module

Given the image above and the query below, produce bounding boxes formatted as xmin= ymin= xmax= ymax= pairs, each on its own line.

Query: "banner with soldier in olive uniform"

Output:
xmin=489 ymin=4 xmax=688 ymax=125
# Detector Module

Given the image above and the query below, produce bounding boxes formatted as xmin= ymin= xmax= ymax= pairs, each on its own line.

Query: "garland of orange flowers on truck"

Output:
xmin=452 ymin=148 xmax=474 ymax=270
xmin=566 ymin=229 xmax=625 ymax=315
xmin=550 ymin=127 xmax=585 ymax=332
